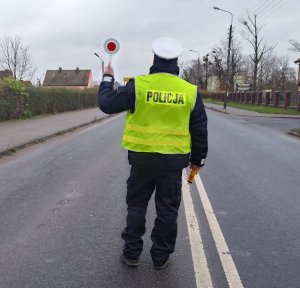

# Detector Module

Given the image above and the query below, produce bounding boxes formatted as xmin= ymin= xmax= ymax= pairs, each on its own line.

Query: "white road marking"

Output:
xmin=182 ymin=170 xmax=213 ymax=288
xmin=194 ymin=174 xmax=244 ymax=288
xmin=84 ymin=113 xmax=243 ymax=287
xmin=78 ymin=113 xmax=124 ymax=133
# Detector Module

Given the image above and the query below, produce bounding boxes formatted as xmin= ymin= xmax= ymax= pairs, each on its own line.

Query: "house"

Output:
xmin=207 ymin=75 xmax=220 ymax=91
xmin=207 ymin=74 xmax=249 ymax=92
xmin=20 ymin=80 xmax=32 ymax=86
xmin=295 ymin=58 xmax=300 ymax=90
xmin=0 ymin=69 xmax=13 ymax=80
xmin=43 ymin=67 xmax=94 ymax=90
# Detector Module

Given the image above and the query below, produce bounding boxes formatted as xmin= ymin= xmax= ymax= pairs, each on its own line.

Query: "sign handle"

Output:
xmin=108 ymin=54 xmax=113 ymax=66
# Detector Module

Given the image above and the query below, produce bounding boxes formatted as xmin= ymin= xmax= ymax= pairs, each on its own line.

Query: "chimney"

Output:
xmin=58 ymin=67 xmax=62 ymax=73
xmin=75 ymin=67 xmax=79 ymax=73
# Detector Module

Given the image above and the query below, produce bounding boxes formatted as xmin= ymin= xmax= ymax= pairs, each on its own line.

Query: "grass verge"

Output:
xmin=292 ymin=128 xmax=300 ymax=133
xmin=203 ymin=98 xmax=300 ymax=115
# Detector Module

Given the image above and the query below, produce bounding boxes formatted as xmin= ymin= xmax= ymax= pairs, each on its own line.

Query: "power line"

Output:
xmin=251 ymin=0 xmax=271 ymax=14
xmin=259 ymin=0 xmax=290 ymax=27
xmin=254 ymin=0 xmax=277 ymax=15
xmin=247 ymin=0 xmax=282 ymax=23
xmin=259 ymin=0 xmax=287 ymax=17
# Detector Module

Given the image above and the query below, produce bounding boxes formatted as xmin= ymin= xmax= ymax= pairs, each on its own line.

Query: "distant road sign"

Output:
xmin=123 ymin=77 xmax=132 ymax=84
xmin=104 ymin=38 xmax=120 ymax=55
xmin=236 ymin=83 xmax=251 ymax=91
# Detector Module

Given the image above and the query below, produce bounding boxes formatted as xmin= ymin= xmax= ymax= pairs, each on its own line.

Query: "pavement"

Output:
xmin=0 ymin=103 xmax=299 ymax=158
xmin=0 ymin=108 xmax=109 ymax=157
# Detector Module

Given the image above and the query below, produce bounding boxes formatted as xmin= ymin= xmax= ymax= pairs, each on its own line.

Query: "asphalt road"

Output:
xmin=199 ymin=110 xmax=300 ymax=288
xmin=229 ymin=114 xmax=300 ymax=133
xmin=0 ymin=111 xmax=299 ymax=288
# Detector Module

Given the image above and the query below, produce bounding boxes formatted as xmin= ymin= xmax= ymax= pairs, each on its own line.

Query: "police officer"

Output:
xmin=98 ymin=38 xmax=208 ymax=269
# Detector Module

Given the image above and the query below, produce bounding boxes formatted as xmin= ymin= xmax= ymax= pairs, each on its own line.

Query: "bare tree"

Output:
xmin=289 ymin=39 xmax=300 ymax=52
xmin=214 ymin=37 xmax=243 ymax=90
xmin=0 ymin=35 xmax=36 ymax=80
xmin=179 ymin=61 xmax=194 ymax=83
xmin=211 ymin=47 xmax=226 ymax=90
xmin=257 ymin=52 xmax=296 ymax=91
xmin=180 ymin=59 xmax=204 ymax=87
xmin=211 ymin=34 xmax=243 ymax=91
xmin=258 ymin=52 xmax=277 ymax=90
xmin=240 ymin=56 xmax=254 ymax=86
xmin=202 ymin=53 xmax=213 ymax=89
xmin=230 ymin=40 xmax=244 ymax=89
xmin=240 ymin=13 xmax=276 ymax=90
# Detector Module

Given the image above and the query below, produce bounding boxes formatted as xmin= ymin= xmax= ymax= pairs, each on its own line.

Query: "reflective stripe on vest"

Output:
xmin=122 ymin=73 xmax=197 ymax=154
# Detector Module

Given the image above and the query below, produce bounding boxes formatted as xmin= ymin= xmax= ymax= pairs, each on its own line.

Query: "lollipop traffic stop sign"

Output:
xmin=94 ymin=38 xmax=120 ymax=73
xmin=104 ymin=38 xmax=120 ymax=55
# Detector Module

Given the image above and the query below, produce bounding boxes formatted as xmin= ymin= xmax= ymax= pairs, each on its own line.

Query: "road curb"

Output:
xmin=0 ymin=115 xmax=111 ymax=158
xmin=287 ymin=130 xmax=300 ymax=138
xmin=204 ymin=106 xmax=229 ymax=114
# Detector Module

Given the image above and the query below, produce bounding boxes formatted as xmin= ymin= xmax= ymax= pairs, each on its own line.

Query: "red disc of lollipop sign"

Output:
xmin=104 ymin=38 xmax=120 ymax=55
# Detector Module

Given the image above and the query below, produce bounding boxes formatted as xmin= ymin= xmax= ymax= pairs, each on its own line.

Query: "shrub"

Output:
xmin=0 ymin=80 xmax=99 ymax=121
xmin=27 ymin=87 xmax=98 ymax=115
xmin=0 ymin=77 xmax=29 ymax=120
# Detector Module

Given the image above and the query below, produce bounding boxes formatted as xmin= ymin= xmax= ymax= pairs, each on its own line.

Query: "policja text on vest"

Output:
xmin=146 ymin=90 xmax=185 ymax=105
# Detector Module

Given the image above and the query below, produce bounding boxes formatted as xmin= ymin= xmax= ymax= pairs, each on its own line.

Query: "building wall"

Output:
xmin=207 ymin=76 xmax=220 ymax=91
xmin=207 ymin=75 xmax=249 ymax=92
xmin=87 ymin=73 xmax=94 ymax=88
xmin=44 ymin=86 xmax=87 ymax=90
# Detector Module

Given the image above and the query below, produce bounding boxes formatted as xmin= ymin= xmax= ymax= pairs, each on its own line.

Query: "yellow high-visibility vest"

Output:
xmin=122 ymin=73 xmax=197 ymax=154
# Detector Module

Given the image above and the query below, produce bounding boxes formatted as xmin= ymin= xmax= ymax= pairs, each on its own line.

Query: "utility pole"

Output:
xmin=295 ymin=58 xmax=300 ymax=111
xmin=189 ymin=49 xmax=201 ymax=87
xmin=226 ymin=23 xmax=233 ymax=109
xmin=213 ymin=6 xmax=233 ymax=109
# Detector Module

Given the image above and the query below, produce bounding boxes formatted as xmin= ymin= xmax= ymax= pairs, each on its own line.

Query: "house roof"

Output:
xmin=0 ymin=70 xmax=13 ymax=79
xmin=43 ymin=68 xmax=92 ymax=86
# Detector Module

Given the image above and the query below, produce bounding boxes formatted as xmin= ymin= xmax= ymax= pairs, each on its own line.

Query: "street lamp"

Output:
xmin=94 ymin=52 xmax=105 ymax=75
xmin=213 ymin=6 xmax=233 ymax=109
xmin=294 ymin=58 xmax=300 ymax=111
xmin=189 ymin=49 xmax=201 ymax=87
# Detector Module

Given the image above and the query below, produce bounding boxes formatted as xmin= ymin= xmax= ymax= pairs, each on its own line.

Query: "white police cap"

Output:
xmin=152 ymin=37 xmax=183 ymax=60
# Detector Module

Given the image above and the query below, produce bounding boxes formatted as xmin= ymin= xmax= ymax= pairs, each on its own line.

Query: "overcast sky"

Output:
xmin=0 ymin=0 xmax=299 ymax=83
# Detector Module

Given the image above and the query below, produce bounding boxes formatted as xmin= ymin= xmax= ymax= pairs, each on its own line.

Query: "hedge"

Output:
xmin=27 ymin=86 xmax=98 ymax=115
xmin=0 ymin=78 xmax=98 ymax=121
xmin=198 ymin=89 xmax=211 ymax=99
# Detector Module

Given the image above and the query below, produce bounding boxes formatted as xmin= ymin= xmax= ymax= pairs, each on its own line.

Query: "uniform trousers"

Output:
xmin=121 ymin=165 xmax=182 ymax=265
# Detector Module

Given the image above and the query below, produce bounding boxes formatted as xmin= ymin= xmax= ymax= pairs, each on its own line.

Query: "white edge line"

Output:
xmin=195 ymin=174 xmax=244 ymax=288
xmin=182 ymin=170 xmax=214 ymax=288
xmin=78 ymin=113 xmax=124 ymax=133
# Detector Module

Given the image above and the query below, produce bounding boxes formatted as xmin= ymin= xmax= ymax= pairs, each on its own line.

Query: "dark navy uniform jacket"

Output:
xmin=98 ymin=56 xmax=208 ymax=170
